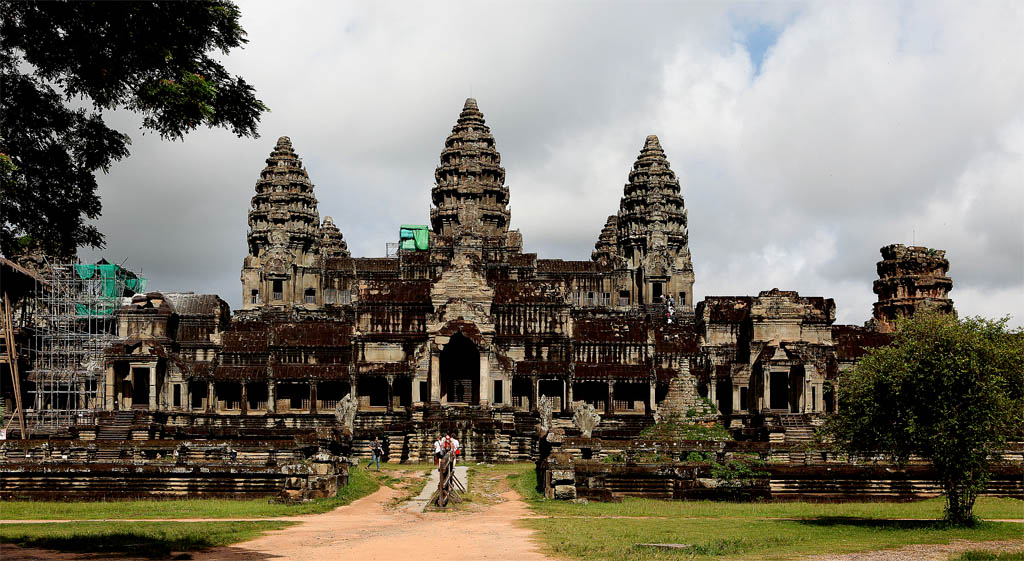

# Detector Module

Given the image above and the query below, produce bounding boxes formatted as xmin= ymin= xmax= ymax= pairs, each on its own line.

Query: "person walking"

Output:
xmin=451 ymin=433 xmax=461 ymax=466
xmin=365 ymin=435 xmax=382 ymax=471
xmin=433 ymin=434 xmax=442 ymax=466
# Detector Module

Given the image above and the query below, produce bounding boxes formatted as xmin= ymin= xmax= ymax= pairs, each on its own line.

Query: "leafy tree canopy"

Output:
xmin=826 ymin=312 xmax=1024 ymax=525
xmin=0 ymin=0 xmax=267 ymax=259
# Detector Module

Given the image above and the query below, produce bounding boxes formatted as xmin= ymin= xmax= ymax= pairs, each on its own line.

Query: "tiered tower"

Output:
xmin=609 ymin=135 xmax=694 ymax=307
xmin=247 ymin=136 xmax=320 ymax=256
xmin=430 ymin=98 xmax=511 ymax=241
xmin=318 ymin=216 xmax=349 ymax=259
xmin=872 ymin=244 xmax=954 ymax=332
xmin=241 ymin=136 xmax=327 ymax=310
xmin=591 ymin=215 xmax=619 ymax=265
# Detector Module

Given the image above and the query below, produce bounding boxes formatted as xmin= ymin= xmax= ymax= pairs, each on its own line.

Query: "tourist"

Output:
xmin=433 ymin=434 xmax=442 ymax=466
xmin=451 ymin=433 xmax=461 ymax=465
xmin=365 ymin=435 xmax=382 ymax=471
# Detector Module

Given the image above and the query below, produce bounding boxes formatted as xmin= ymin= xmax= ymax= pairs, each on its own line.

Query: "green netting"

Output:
xmin=73 ymin=263 xmax=146 ymax=316
xmin=400 ymin=238 xmax=417 ymax=251
xmin=399 ymin=224 xmax=429 ymax=251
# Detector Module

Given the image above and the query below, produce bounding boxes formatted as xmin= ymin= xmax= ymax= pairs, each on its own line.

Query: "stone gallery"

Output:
xmin=0 ymin=99 xmax=966 ymax=499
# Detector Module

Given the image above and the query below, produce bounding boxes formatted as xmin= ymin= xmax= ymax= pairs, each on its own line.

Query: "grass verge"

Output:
xmin=0 ymin=462 xmax=380 ymax=520
xmin=508 ymin=465 xmax=1024 ymax=560
xmin=0 ymin=520 xmax=293 ymax=558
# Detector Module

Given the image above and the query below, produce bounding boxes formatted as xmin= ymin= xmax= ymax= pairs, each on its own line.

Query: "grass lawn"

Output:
xmin=0 ymin=462 xmax=380 ymax=520
xmin=0 ymin=520 xmax=294 ymax=557
xmin=507 ymin=468 xmax=1024 ymax=561
xmin=953 ymin=553 xmax=1024 ymax=561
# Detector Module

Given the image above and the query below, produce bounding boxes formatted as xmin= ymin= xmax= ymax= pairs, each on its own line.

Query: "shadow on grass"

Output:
xmin=5 ymin=533 xmax=217 ymax=558
xmin=795 ymin=517 xmax=969 ymax=530
xmin=1 ymin=521 xmax=291 ymax=559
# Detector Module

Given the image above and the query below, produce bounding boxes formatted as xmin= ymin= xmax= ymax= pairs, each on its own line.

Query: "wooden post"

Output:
xmin=1 ymin=293 xmax=27 ymax=438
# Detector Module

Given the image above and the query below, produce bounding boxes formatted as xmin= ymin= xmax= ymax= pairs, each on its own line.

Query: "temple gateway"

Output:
xmin=93 ymin=98 xmax=953 ymax=460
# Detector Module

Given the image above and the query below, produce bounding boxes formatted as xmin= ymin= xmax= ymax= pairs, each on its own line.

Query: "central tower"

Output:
xmin=430 ymin=98 xmax=511 ymax=241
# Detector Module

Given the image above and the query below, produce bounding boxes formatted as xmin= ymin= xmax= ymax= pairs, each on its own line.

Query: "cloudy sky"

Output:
xmin=82 ymin=1 xmax=1024 ymax=327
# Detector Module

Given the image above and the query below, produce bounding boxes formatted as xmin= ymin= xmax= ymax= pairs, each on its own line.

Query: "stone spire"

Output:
xmin=247 ymin=136 xmax=320 ymax=257
xmin=318 ymin=216 xmax=349 ymax=258
xmin=591 ymin=215 xmax=619 ymax=265
xmin=430 ymin=98 xmax=511 ymax=240
xmin=872 ymin=244 xmax=954 ymax=333
xmin=616 ymin=135 xmax=691 ymax=270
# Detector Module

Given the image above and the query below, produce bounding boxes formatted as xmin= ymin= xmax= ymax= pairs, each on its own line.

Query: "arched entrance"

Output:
xmin=440 ymin=332 xmax=479 ymax=404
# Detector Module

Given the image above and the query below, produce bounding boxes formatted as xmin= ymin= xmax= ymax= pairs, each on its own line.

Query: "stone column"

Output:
xmin=309 ymin=380 xmax=318 ymax=414
xmin=647 ymin=379 xmax=656 ymax=415
xmin=148 ymin=363 xmax=158 ymax=411
xmin=240 ymin=382 xmax=248 ymax=415
xmin=732 ymin=385 xmax=741 ymax=414
xmin=105 ymin=364 xmax=115 ymax=410
xmin=267 ymin=378 xmax=276 ymax=414
xmin=530 ymin=376 xmax=539 ymax=413
xmin=412 ymin=376 xmax=421 ymax=403
xmin=762 ymin=366 xmax=771 ymax=412
xmin=565 ymin=379 xmax=574 ymax=413
xmin=185 ymin=382 xmax=192 ymax=411
xmin=478 ymin=352 xmax=489 ymax=407
xmin=207 ymin=381 xmax=216 ymax=413
xmin=606 ymin=380 xmax=615 ymax=415
xmin=708 ymin=376 xmax=716 ymax=412
xmin=430 ymin=352 xmax=441 ymax=403
xmin=386 ymin=375 xmax=395 ymax=413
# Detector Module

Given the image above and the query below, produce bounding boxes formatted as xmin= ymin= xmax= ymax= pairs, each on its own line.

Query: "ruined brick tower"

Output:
xmin=871 ymin=244 xmax=954 ymax=332
xmin=430 ymin=98 xmax=511 ymax=241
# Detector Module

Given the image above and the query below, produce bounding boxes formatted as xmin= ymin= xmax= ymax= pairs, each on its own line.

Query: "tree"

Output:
xmin=826 ymin=312 xmax=1024 ymax=525
xmin=0 ymin=1 xmax=267 ymax=259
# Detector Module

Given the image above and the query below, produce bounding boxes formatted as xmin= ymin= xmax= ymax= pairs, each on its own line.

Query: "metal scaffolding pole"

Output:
xmin=25 ymin=262 xmax=126 ymax=432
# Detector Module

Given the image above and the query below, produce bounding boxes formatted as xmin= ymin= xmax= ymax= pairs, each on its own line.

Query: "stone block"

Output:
xmin=553 ymin=484 xmax=577 ymax=500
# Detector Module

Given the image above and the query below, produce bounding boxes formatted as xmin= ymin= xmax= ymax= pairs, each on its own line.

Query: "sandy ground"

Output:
xmin=0 ymin=483 xmax=555 ymax=561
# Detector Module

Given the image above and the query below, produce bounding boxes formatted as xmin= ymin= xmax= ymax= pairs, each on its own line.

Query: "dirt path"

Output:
xmin=1 ymin=483 xmax=556 ymax=561
xmin=192 ymin=485 xmax=554 ymax=561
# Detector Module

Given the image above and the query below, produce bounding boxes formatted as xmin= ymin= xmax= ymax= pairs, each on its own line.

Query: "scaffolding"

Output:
xmin=26 ymin=261 xmax=145 ymax=431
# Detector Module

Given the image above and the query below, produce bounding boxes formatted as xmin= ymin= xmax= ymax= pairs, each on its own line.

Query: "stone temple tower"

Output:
xmin=430 ymin=98 xmax=511 ymax=242
xmin=604 ymin=135 xmax=694 ymax=308
xmin=872 ymin=244 xmax=954 ymax=332
xmin=241 ymin=136 xmax=329 ymax=310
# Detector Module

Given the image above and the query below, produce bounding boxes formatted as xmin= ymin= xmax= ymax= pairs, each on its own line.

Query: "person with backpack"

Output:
xmin=365 ymin=435 xmax=382 ymax=471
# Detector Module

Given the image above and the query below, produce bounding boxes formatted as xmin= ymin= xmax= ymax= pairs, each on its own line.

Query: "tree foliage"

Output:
xmin=0 ymin=1 xmax=267 ymax=259
xmin=826 ymin=312 xmax=1024 ymax=525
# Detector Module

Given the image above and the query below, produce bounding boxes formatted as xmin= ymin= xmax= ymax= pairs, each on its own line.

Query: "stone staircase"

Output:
xmin=778 ymin=413 xmax=815 ymax=444
xmin=97 ymin=410 xmax=135 ymax=441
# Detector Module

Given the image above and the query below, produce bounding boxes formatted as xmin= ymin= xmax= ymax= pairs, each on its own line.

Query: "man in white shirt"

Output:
xmin=451 ymin=435 xmax=461 ymax=465
xmin=432 ymin=434 xmax=442 ymax=466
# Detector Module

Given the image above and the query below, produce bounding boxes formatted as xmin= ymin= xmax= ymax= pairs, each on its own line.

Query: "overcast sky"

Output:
xmin=81 ymin=1 xmax=1024 ymax=327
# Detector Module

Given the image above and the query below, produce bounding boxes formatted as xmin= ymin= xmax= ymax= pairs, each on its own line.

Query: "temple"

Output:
xmin=3 ymin=98 xmax=956 ymax=462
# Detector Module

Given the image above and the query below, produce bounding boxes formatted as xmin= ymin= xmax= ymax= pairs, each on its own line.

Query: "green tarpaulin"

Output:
xmin=72 ymin=263 xmax=147 ymax=316
xmin=399 ymin=224 xmax=429 ymax=251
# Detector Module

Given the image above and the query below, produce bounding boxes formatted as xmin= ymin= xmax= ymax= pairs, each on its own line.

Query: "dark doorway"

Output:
xmin=652 ymin=282 xmax=663 ymax=302
xmin=131 ymin=367 xmax=149 ymax=407
xmin=823 ymin=382 xmax=835 ymax=413
xmin=789 ymin=366 xmax=804 ymax=413
xmin=440 ymin=332 xmax=479 ymax=404
xmin=769 ymin=370 xmax=788 ymax=410
xmin=715 ymin=377 xmax=732 ymax=414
